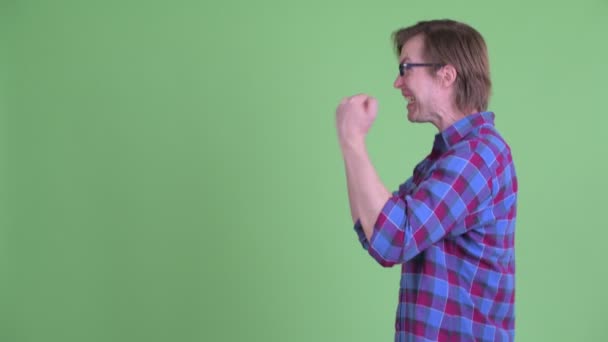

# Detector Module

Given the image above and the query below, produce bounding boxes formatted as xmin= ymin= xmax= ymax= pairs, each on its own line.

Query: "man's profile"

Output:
xmin=336 ymin=19 xmax=518 ymax=341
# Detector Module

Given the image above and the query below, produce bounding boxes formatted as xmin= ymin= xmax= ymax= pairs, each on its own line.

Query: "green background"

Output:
xmin=2 ymin=0 xmax=607 ymax=341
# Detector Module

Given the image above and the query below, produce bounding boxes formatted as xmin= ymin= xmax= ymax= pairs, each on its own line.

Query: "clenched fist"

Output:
xmin=336 ymin=94 xmax=378 ymax=149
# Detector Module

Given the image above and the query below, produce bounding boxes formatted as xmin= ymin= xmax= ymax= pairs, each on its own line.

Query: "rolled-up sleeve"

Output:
xmin=355 ymin=149 xmax=493 ymax=267
xmin=353 ymin=179 xmax=411 ymax=252
xmin=353 ymin=219 xmax=370 ymax=250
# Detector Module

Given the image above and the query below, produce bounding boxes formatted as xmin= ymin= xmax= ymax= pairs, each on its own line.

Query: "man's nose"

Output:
xmin=394 ymin=75 xmax=403 ymax=89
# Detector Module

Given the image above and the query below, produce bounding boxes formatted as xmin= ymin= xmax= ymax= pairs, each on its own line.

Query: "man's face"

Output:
xmin=393 ymin=34 xmax=441 ymax=123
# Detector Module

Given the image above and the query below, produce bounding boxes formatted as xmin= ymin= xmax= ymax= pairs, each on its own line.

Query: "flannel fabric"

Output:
xmin=354 ymin=112 xmax=518 ymax=341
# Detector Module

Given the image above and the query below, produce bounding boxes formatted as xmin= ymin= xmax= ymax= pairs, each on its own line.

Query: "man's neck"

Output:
xmin=431 ymin=103 xmax=481 ymax=131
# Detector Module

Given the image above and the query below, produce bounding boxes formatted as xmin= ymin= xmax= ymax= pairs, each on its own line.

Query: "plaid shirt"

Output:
xmin=354 ymin=112 xmax=517 ymax=341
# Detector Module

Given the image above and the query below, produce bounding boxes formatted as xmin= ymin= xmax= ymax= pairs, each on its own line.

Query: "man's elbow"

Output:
xmin=369 ymin=250 xmax=401 ymax=268
xmin=376 ymin=259 xmax=399 ymax=268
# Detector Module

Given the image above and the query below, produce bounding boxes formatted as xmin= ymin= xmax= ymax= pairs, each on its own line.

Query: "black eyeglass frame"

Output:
xmin=399 ymin=63 xmax=445 ymax=76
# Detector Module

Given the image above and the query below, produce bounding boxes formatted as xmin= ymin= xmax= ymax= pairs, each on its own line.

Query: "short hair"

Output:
xmin=392 ymin=19 xmax=492 ymax=113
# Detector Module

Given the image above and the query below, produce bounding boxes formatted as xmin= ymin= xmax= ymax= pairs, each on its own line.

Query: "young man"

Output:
xmin=336 ymin=19 xmax=518 ymax=341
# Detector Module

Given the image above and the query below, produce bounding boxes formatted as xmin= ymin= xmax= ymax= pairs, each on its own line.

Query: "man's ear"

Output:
xmin=438 ymin=64 xmax=457 ymax=87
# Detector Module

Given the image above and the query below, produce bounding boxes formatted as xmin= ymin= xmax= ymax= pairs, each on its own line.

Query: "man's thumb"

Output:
xmin=366 ymin=97 xmax=378 ymax=115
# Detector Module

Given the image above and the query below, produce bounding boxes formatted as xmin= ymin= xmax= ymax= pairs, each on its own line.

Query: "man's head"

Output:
xmin=392 ymin=19 xmax=491 ymax=129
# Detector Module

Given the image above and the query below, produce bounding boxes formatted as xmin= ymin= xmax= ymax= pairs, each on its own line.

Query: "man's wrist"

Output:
xmin=340 ymin=138 xmax=366 ymax=155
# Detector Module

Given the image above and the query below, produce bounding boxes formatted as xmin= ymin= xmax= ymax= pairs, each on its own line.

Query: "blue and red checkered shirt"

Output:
xmin=354 ymin=111 xmax=518 ymax=341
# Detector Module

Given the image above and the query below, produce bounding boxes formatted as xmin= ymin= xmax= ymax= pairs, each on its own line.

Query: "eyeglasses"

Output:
xmin=399 ymin=62 xmax=445 ymax=76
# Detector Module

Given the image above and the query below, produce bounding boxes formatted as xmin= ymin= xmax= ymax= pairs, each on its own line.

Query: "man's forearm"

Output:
xmin=344 ymin=167 xmax=360 ymax=224
xmin=341 ymin=142 xmax=391 ymax=240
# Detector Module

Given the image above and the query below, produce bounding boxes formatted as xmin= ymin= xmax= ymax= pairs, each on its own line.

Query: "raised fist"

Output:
xmin=336 ymin=94 xmax=378 ymax=148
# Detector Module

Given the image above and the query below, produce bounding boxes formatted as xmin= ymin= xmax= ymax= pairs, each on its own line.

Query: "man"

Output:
xmin=336 ymin=19 xmax=517 ymax=341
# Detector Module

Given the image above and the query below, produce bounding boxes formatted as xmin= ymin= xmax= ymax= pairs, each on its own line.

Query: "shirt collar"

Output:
xmin=432 ymin=111 xmax=495 ymax=155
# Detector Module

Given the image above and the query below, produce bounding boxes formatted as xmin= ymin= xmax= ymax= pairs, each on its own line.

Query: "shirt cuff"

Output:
xmin=355 ymin=194 xmax=409 ymax=267
xmin=353 ymin=219 xmax=370 ymax=250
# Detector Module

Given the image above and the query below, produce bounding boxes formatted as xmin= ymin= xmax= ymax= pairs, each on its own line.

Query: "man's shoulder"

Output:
xmin=451 ymin=124 xmax=513 ymax=165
